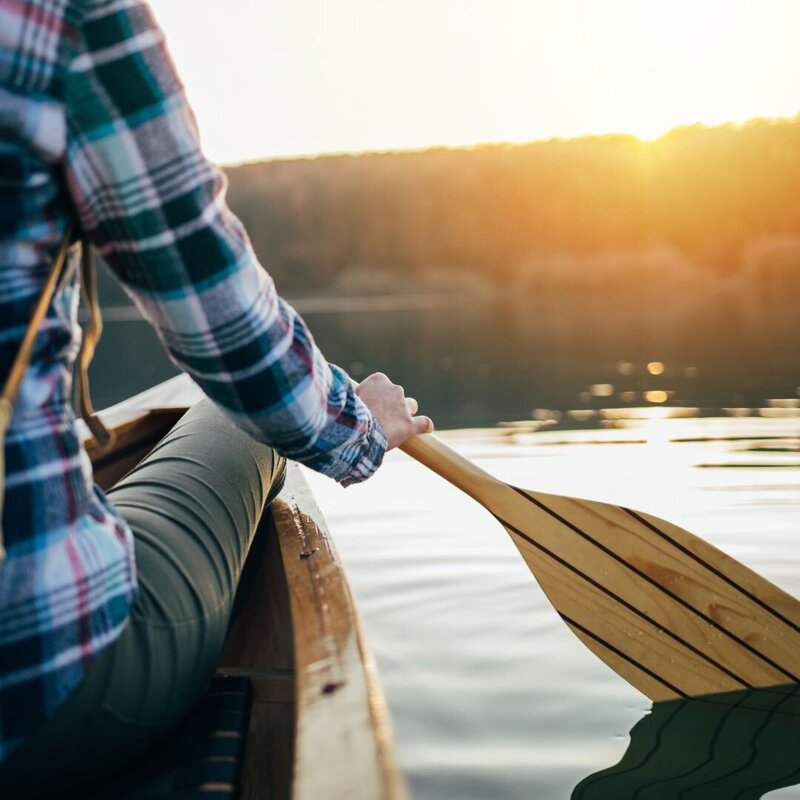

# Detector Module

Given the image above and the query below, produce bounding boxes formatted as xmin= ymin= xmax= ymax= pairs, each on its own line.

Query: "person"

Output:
xmin=0 ymin=0 xmax=433 ymax=794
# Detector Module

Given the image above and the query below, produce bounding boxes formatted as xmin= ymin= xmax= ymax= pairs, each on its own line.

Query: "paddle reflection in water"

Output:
xmin=573 ymin=684 xmax=800 ymax=799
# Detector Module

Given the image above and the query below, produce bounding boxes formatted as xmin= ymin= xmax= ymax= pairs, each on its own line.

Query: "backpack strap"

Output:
xmin=1 ymin=224 xmax=113 ymax=561
xmin=75 ymin=242 xmax=113 ymax=449
xmin=1 ymin=224 xmax=75 ymax=414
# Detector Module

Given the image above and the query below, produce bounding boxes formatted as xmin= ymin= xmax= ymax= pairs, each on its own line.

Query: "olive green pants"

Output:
xmin=0 ymin=400 xmax=286 ymax=798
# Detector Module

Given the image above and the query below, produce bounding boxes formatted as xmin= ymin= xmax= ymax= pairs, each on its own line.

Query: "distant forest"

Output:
xmin=225 ymin=117 xmax=800 ymax=296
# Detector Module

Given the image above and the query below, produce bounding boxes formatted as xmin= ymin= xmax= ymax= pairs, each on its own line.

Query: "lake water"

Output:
xmin=89 ymin=290 xmax=800 ymax=425
xmin=304 ymin=413 xmax=800 ymax=800
xmin=92 ymin=296 xmax=800 ymax=799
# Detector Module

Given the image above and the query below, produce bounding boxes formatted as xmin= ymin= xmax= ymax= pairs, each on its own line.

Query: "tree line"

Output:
xmin=224 ymin=116 xmax=800 ymax=301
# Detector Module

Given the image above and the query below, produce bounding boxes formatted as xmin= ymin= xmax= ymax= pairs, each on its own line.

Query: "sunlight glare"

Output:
xmin=645 ymin=391 xmax=669 ymax=404
xmin=147 ymin=0 xmax=800 ymax=163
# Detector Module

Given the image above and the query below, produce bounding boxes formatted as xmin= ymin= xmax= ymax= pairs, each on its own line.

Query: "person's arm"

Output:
xmin=63 ymin=0 xmax=430 ymax=484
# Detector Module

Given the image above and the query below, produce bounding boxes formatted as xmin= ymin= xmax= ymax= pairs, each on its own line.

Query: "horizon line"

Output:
xmin=219 ymin=111 xmax=800 ymax=169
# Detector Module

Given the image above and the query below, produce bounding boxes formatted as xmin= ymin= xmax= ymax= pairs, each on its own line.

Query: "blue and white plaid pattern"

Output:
xmin=0 ymin=0 xmax=386 ymax=761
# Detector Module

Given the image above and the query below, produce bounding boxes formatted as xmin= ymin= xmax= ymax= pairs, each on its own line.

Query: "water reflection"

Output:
xmin=89 ymin=293 xmax=800 ymax=453
xmin=573 ymin=685 xmax=800 ymax=799
xmin=89 ymin=278 xmax=800 ymax=429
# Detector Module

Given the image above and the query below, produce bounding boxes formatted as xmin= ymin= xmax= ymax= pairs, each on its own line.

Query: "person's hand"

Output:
xmin=355 ymin=373 xmax=434 ymax=449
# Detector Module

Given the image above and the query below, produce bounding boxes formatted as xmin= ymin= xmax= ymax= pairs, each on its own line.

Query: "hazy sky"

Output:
xmin=149 ymin=0 xmax=800 ymax=164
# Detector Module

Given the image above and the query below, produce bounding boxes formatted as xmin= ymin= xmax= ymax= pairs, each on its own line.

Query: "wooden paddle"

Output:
xmin=400 ymin=433 xmax=800 ymax=702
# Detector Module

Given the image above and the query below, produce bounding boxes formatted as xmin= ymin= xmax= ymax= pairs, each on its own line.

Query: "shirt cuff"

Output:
xmin=337 ymin=415 xmax=389 ymax=487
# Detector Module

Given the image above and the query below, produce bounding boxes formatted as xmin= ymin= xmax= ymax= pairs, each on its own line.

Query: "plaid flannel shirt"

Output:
xmin=0 ymin=0 xmax=386 ymax=762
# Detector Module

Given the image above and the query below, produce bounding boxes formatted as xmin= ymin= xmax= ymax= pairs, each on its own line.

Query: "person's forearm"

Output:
xmin=63 ymin=0 xmax=386 ymax=484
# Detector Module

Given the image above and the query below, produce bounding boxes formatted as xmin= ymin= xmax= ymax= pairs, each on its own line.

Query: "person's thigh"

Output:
xmin=0 ymin=400 xmax=285 ymax=797
xmin=98 ymin=397 xmax=286 ymax=727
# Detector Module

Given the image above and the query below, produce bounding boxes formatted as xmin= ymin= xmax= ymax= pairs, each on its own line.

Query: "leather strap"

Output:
xmin=1 ymin=225 xmax=113 ymax=561
xmin=1 ymin=224 xmax=75 ymax=410
xmin=76 ymin=243 xmax=113 ymax=449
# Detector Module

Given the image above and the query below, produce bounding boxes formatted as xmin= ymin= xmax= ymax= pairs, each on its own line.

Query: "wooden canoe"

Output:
xmin=84 ymin=375 xmax=408 ymax=800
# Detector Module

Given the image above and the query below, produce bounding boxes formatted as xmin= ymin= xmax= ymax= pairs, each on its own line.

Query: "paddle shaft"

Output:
xmin=400 ymin=434 xmax=508 ymax=505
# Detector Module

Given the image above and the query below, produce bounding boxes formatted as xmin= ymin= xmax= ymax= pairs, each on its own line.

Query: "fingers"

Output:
xmin=406 ymin=398 xmax=434 ymax=435
xmin=411 ymin=414 xmax=434 ymax=436
xmin=354 ymin=373 xmax=434 ymax=450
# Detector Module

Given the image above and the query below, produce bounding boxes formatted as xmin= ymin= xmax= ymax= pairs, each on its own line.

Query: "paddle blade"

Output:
xmin=401 ymin=433 xmax=800 ymax=702
xmin=499 ymin=486 xmax=800 ymax=702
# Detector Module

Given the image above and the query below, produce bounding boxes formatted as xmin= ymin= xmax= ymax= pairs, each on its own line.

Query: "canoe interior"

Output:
xmin=89 ymin=408 xmax=186 ymax=491
xmin=86 ymin=376 xmax=408 ymax=800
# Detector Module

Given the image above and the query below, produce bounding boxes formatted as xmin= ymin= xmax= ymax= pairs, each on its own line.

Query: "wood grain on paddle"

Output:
xmin=401 ymin=433 xmax=800 ymax=702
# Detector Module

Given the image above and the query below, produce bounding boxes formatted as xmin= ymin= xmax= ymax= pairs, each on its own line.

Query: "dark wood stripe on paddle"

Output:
xmin=558 ymin=612 xmax=689 ymax=699
xmin=493 ymin=512 xmax=753 ymax=690
xmin=508 ymin=488 xmax=800 ymax=683
xmin=623 ymin=507 xmax=800 ymax=635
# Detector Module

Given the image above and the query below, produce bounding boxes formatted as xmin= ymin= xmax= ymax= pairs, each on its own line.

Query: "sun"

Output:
xmin=148 ymin=0 xmax=800 ymax=163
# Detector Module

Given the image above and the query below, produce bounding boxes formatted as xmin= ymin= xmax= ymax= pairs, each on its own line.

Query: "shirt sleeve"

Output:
xmin=62 ymin=0 xmax=386 ymax=485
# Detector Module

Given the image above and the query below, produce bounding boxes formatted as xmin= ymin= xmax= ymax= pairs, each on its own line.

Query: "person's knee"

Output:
xmin=268 ymin=453 xmax=287 ymax=505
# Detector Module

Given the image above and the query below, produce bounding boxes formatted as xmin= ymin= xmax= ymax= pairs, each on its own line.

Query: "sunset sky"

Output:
xmin=149 ymin=0 xmax=800 ymax=165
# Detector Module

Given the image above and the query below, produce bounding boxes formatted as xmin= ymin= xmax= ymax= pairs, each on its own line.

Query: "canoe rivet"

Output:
xmin=300 ymin=548 xmax=319 ymax=559
xmin=322 ymin=681 xmax=345 ymax=695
